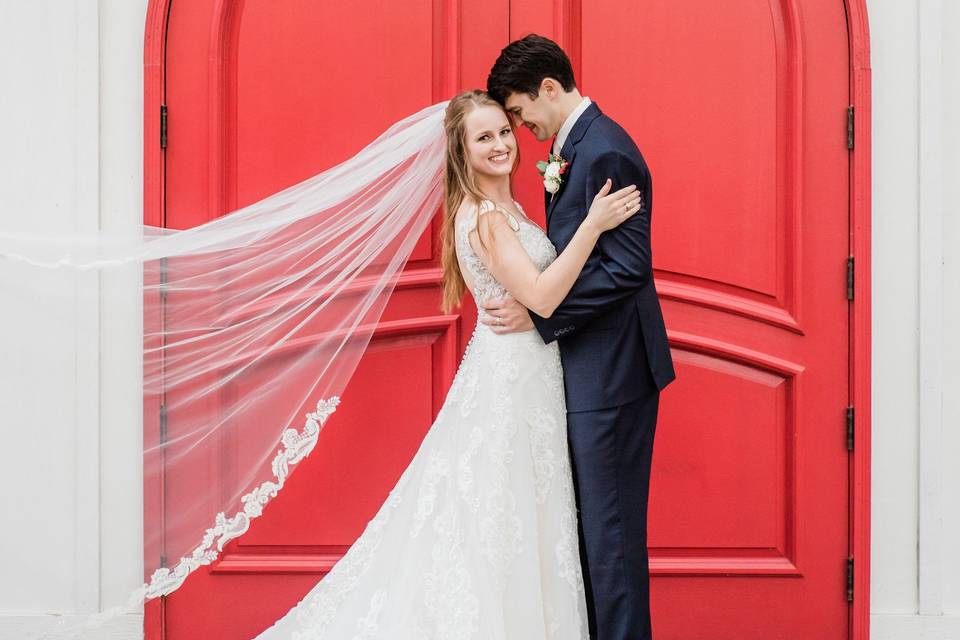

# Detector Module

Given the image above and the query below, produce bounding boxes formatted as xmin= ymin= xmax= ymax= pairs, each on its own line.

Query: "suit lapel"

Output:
xmin=545 ymin=102 xmax=602 ymax=221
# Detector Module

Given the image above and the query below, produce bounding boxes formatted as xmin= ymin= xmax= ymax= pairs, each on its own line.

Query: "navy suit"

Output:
xmin=531 ymin=102 xmax=675 ymax=639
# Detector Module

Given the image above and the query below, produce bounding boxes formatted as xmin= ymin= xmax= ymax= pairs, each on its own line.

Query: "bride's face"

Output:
xmin=463 ymin=106 xmax=517 ymax=178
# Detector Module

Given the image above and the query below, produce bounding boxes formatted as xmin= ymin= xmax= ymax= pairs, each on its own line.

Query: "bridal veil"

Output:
xmin=0 ymin=100 xmax=449 ymax=636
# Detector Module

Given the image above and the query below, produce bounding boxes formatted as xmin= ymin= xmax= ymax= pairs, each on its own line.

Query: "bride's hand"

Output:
xmin=584 ymin=179 xmax=641 ymax=233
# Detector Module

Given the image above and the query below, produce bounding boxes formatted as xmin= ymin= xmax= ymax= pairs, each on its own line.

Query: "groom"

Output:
xmin=486 ymin=35 xmax=675 ymax=639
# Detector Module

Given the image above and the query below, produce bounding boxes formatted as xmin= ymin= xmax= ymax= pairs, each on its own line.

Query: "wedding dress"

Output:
xmin=254 ymin=199 xmax=589 ymax=640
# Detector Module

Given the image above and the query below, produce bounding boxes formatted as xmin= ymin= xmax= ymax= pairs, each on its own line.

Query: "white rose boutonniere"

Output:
xmin=536 ymin=153 xmax=569 ymax=195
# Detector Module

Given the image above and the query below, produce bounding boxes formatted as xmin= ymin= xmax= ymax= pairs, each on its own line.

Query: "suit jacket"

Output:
xmin=531 ymin=102 xmax=675 ymax=411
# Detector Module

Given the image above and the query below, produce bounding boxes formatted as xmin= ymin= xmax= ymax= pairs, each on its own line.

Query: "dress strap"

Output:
xmin=477 ymin=199 xmax=521 ymax=232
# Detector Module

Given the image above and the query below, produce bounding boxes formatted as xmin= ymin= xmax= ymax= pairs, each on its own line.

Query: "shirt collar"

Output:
xmin=552 ymin=96 xmax=592 ymax=157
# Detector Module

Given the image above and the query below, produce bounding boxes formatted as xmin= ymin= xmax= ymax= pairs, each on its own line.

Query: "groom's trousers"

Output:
xmin=566 ymin=365 xmax=660 ymax=640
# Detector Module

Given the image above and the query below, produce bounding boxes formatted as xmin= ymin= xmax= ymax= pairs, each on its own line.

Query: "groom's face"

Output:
xmin=503 ymin=86 xmax=563 ymax=143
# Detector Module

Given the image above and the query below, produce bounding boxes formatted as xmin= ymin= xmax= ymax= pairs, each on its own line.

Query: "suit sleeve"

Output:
xmin=530 ymin=150 xmax=653 ymax=344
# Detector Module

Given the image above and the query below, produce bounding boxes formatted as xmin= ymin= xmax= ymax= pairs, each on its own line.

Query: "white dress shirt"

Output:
xmin=551 ymin=96 xmax=592 ymax=157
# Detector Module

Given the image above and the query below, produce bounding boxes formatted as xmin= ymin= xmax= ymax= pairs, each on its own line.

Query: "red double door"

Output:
xmin=149 ymin=1 xmax=852 ymax=638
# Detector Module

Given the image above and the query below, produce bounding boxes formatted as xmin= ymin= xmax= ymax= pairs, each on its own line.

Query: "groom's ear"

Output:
xmin=540 ymin=78 xmax=561 ymax=100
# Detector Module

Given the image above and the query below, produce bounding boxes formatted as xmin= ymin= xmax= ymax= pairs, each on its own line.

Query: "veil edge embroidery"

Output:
xmin=132 ymin=396 xmax=341 ymax=605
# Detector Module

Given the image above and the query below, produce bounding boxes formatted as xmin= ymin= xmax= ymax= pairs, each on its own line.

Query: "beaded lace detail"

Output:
xmin=455 ymin=199 xmax=558 ymax=323
xmin=255 ymin=198 xmax=587 ymax=640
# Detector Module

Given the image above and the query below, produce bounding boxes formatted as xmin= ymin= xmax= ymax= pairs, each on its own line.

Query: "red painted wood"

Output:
xmin=844 ymin=2 xmax=872 ymax=639
xmin=148 ymin=1 xmax=505 ymax=637
xmin=144 ymin=1 xmax=871 ymax=638
xmin=142 ymin=4 xmax=170 ymax=638
xmin=509 ymin=0 xmax=855 ymax=637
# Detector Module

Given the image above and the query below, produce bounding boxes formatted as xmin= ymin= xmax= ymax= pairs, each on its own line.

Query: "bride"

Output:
xmin=254 ymin=90 xmax=641 ymax=640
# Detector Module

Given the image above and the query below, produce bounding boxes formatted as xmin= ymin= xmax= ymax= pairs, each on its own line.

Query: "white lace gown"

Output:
xmin=254 ymin=200 xmax=588 ymax=640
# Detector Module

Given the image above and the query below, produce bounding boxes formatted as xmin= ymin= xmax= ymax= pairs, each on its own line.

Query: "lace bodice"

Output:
xmin=455 ymin=199 xmax=558 ymax=317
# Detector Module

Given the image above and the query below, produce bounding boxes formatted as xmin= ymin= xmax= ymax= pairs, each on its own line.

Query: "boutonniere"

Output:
xmin=536 ymin=153 xmax=569 ymax=195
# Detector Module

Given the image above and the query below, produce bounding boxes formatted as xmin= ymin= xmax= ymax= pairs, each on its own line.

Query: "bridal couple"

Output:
xmin=256 ymin=34 xmax=675 ymax=640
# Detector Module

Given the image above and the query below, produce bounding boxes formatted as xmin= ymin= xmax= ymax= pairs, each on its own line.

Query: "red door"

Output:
xmin=510 ymin=1 xmax=851 ymax=638
xmin=147 ymin=1 xmax=853 ymax=638
xmin=150 ymin=1 xmax=508 ymax=637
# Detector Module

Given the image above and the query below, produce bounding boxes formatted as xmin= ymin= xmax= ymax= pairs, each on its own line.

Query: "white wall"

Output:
xmin=0 ymin=1 xmax=145 ymax=637
xmin=869 ymin=0 xmax=960 ymax=638
xmin=0 ymin=1 xmax=957 ymax=639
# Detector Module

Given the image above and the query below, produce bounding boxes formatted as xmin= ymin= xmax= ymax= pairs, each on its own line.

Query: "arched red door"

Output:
xmin=145 ymin=1 xmax=857 ymax=638
xmin=147 ymin=2 xmax=508 ymax=638
xmin=525 ymin=2 xmax=852 ymax=638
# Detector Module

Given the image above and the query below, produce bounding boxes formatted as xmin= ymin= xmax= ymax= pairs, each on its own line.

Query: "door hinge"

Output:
xmin=846 ymin=406 xmax=855 ymax=450
xmin=159 ymin=401 xmax=168 ymax=573
xmin=847 ymin=105 xmax=855 ymax=150
xmin=846 ymin=556 xmax=854 ymax=602
xmin=846 ymin=256 xmax=855 ymax=300
xmin=160 ymin=104 xmax=168 ymax=149
xmin=160 ymin=402 xmax=168 ymax=445
xmin=160 ymin=256 xmax=169 ymax=303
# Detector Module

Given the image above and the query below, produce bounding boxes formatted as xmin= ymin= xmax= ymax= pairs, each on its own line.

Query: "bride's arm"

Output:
xmin=469 ymin=182 xmax=639 ymax=319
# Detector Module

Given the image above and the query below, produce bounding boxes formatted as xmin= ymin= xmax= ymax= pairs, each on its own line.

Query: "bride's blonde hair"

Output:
xmin=440 ymin=90 xmax=519 ymax=313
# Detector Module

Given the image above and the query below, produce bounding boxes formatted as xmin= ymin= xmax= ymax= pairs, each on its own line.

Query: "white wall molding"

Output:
xmin=73 ymin=0 xmax=103 ymax=616
xmin=917 ymin=0 xmax=945 ymax=618
xmin=97 ymin=0 xmax=148 ymax=612
xmin=0 ymin=614 xmax=143 ymax=640
xmin=0 ymin=0 xmax=144 ymax=626
xmin=872 ymin=614 xmax=960 ymax=640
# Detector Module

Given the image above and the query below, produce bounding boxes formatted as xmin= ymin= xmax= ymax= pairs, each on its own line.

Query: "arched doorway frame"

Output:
xmin=141 ymin=3 xmax=873 ymax=638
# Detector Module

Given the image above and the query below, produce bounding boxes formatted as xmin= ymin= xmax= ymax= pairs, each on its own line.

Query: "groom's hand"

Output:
xmin=480 ymin=296 xmax=534 ymax=334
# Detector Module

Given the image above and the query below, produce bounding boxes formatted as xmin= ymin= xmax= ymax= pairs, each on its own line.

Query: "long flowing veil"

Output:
xmin=0 ymin=100 xmax=449 ymax=636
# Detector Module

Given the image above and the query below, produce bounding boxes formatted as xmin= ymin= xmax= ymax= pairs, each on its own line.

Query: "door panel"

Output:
xmin=156 ymin=2 xmax=506 ymax=637
xmin=510 ymin=1 xmax=850 ymax=637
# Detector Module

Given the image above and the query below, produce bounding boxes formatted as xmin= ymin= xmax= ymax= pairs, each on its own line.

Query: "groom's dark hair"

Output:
xmin=487 ymin=34 xmax=577 ymax=105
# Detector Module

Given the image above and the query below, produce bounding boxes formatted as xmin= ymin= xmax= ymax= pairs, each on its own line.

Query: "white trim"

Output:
xmin=73 ymin=0 xmax=102 ymax=616
xmin=871 ymin=613 xmax=960 ymax=639
xmin=0 ymin=614 xmax=142 ymax=640
xmin=917 ymin=0 xmax=945 ymax=617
